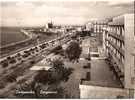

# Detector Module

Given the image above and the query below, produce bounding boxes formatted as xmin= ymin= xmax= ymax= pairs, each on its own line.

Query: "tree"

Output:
xmin=33 ymin=59 xmax=73 ymax=85
xmin=49 ymin=59 xmax=73 ymax=83
xmin=51 ymin=59 xmax=64 ymax=72
xmin=65 ymin=40 xmax=82 ymax=62
xmin=34 ymin=70 xmax=51 ymax=85
xmin=15 ymin=59 xmax=73 ymax=98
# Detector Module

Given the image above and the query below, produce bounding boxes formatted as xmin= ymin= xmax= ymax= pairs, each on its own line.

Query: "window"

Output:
xmin=131 ymin=77 xmax=135 ymax=84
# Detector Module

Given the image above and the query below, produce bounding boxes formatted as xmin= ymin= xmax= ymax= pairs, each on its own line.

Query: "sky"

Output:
xmin=0 ymin=0 xmax=134 ymax=26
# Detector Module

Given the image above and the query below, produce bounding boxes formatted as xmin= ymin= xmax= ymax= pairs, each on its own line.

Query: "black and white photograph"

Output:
xmin=0 ymin=0 xmax=134 ymax=99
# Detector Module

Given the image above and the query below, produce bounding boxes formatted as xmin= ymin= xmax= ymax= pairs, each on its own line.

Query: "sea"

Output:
xmin=0 ymin=27 xmax=29 ymax=47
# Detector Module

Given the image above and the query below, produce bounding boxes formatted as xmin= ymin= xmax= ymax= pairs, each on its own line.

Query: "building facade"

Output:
xmin=103 ymin=14 xmax=135 ymax=95
xmin=85 ymin=20 xmax=108 ymax=34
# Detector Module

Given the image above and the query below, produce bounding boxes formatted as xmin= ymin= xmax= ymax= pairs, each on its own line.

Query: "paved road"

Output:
xmin=0 ymin=33 xmax=71 ymax=97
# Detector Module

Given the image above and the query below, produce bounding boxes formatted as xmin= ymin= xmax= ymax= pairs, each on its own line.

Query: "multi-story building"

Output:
xmin=93 ymin=21 xmax=108 ymax=34
xmin=85 ymin=21 xmax=108 ymax=50
xmin=86 ymin=20 xmax=108 ymax=34
xmin=103 ymin=14 xmax=135 ymax=96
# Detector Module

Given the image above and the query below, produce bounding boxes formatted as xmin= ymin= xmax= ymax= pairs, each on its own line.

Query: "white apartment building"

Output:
xmin=103 ymin=14 xmax=135 ymax=97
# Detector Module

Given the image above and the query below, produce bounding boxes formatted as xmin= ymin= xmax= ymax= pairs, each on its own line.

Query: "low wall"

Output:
xmin=79 ymin=84 xmax=129 ymax=99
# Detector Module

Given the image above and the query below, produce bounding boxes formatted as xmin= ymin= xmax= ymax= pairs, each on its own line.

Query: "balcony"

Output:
xmin=106 ymin=38 xmax=124 ymax=56
xmin=108 ymin=50 xmax=124 ymax=86
xmin=108 ymin=32 xmax=124 ymax=42
xmin=108 ymin=48 xmax=124 ymax=72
